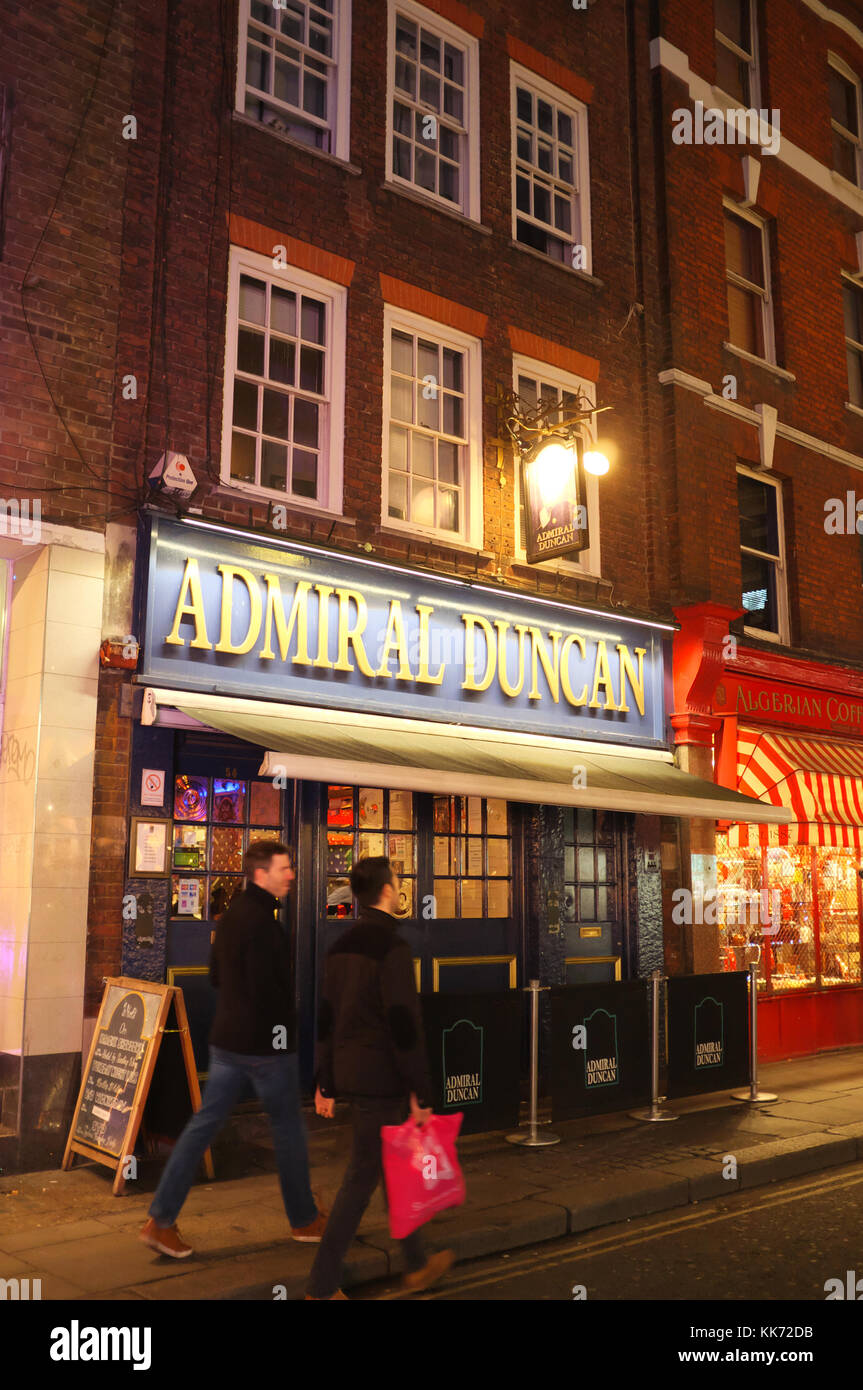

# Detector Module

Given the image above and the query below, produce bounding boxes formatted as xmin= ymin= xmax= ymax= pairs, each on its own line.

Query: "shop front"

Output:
xmin=126 ymin=514 xmax=783 ymax=1088
xmin=711 ymin=649 xmax=863 ymax=1059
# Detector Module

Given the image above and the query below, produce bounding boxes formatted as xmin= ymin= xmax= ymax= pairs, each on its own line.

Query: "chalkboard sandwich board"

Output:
xmin=62 ymin=976 xmax=214 ymax=1195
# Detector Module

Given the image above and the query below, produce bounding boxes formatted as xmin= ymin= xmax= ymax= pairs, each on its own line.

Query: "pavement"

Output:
xmin=1 ymin=1047 xmax=862 ymax=1302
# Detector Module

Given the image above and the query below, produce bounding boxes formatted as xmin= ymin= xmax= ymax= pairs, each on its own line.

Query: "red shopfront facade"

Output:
xmin=674 ymin=606 xmax=863 ymax=1061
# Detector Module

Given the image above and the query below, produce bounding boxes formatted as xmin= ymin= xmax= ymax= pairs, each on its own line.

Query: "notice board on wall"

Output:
xmin=62 ymin=976 xmax=214 ymax=1195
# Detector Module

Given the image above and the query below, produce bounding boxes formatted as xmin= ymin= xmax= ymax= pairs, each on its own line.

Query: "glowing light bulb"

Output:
xmin=531 ymin=441 xmax=574 ymax=507
xmin=583 ymin=449 xmax=610 ymax=476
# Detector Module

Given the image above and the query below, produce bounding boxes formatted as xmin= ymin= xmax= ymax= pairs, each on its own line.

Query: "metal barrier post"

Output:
xmin=507 ymin=979 xmax=560 ymax=1147
xmin=630 ymin=969 xmax=677 ymax=1122
xmin=732 ymin=947 xmax=778 ymax=1103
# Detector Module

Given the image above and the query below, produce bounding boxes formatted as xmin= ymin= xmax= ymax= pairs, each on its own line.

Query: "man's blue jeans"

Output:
xmin=148 ymin=1046 xmax=318 ymax=1230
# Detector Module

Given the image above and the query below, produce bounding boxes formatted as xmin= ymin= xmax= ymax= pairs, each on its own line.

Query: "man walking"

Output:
xmin=140 ymin=840 xmax=326 ymax=1257
xmin=305 ymin=856 xmax=454 ymax=1300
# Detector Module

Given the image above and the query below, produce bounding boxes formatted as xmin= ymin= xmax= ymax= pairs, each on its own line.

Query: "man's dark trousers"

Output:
xmin=307 ymin=1095 xmax=426 ymax=1298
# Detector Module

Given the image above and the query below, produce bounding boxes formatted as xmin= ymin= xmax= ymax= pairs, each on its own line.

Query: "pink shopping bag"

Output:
xmin=381 ymin=1112 xmax=466 ymax=1239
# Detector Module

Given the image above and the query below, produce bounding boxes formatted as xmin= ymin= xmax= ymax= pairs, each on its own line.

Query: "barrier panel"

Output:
xmin=421 ymin=991 xmax=522 ymax=1136
xmin=550 ymin=981 xmax=651 ymax=1121
xmin=666 ymin=971 xmax=750 ymax=1099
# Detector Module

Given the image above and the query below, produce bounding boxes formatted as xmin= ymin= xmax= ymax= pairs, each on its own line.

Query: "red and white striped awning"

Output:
xmin=727 ymin=726 xmax=863 ymax=848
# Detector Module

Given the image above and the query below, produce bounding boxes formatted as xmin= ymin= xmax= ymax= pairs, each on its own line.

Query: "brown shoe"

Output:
xmin=139 ymin=1217 xmax=193 ymax=1258
xmin=304 ymin=1289 xmax=348 ymax=1300
xmin=291 ymin=1211 xmax=328 ymax=1243
xmin=402 ymin=1248 xmax=455 ymax=1293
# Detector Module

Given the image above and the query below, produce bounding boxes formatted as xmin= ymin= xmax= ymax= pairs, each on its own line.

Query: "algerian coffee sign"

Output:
xmin=666 ymin=972 xmax=750 ymax=1099
xmin=550 ymin=981 xmax=650 ymax=1120
xmin=421 ymin=992 xmax=520 ymax=1136
xmin=63 ymin=977 xmax=212 ymax=1195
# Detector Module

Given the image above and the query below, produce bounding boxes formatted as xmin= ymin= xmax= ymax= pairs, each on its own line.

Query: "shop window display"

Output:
xmin=171 ymin=775 xmax=284 ymax=921
xmin=716 ymin=834 xmax=861 ymax=990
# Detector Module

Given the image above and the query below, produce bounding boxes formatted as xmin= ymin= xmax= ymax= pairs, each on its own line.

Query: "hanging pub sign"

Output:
xmin=666 ymin=971 xmax=750 ymax=1099
xmin=521 ymin=434 xmax=589 ymax=564
xmin=140 ymin=514 xmax=667 ymax=748
xmin=420 ymin=991 xmax=521 ymax=1136
xmin=550 ymin=980 xmax=651 ymax=1120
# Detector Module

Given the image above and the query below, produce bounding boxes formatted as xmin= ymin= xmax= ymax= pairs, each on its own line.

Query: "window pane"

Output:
xmin=271 ymin=287 xmax=296 ymax=335
xmin=438 ymin=488 xmax=459 ymax=532
xmin=389 ymin=790 xmax=413 ymax=830
xmin=845 ymin=283 xmax=863 ymax=342
xmin=486 ymin=799 xmax=508 ymax=834
xmin=300 ymin=346 xmax=324 ymax=394
xmin=231 ymin=431 xmax=256 ymax=482
xmin=233 ymin=378 xmax=258 ymax=430
xmin=388 ymin=470 xmax=407 ymax=519
xmin=250 ymin=780 xmax=281 ymax=824
xmin=715 ymin=43 xmax=749 ymax=103
xmin=269 ymin=337 xmax=296 ymax=384
xmin=412 ymin=479 xmax=435 ymax=527
xmin=847 ymin=346 xmax=863 ymax=406
xmin=293 ymin=398 xmax=319 ymax=446
xmin=487 ymin=838 xmax=510 ymax=877
xmin=461 ymin=879 xmax=483 ymax=917
xmin=239 ymin=275 xmax=267 ymax=324
xmin=435 ymin=879 xmax=456 ymax=916
xmin=327 ymin=786 xmax=353 ymax=825
xmin=292 ymin=449 xmax=317 ymax=498
xmin=833 ymin=128 xmax=858 ymax=182
xmin=716 ymin=0 xmax=750 ymax=49
xmin=738 ymin=472 xmax=779 ymax=554
xmin=413 ymin=433 xmax=434 ymax=477
xmin=438 ymin=440 xmax=458 ymax=484
xmin=830 ymin=67 xmax=858 ymax=134
xmin=175 ymin=775 xmax=209 ymax=821
xmin=359 ymin=832 xmax=385 ymax=859
xmin=391 ymin=375 xmax=413 ymax=423
xmin=237 ymin=328 xmax=266 ymax=376
xmin=359 ymin=787 xmax=384 ymax=828
xmin=262 ymin=439 xmax=288 ymax=490
xmin=741 ymin=550 xmax=779 ymax=631
xmin=262 ymin=388 xmax=292 ymax=439
xmin=301 ymin=298 xmax=326 ymax=344
xmin=487 ymin=880 xmax=510 ymax=917
xmin=816 ymin=849 xmax=862 ymax=984
xmin=212 ymin=827 xmax=244 ymax=872
xmin=726 ymin=281 xmax=762 ymax=356
xmin=391 ymin=330 xmax=413 ymax=373
xmin=724 ymin=211 xmax=763 ymax=286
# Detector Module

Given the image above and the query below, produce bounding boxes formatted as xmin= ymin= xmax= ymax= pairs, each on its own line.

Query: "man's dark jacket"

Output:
xmin=208 ymin=882 xmax=295 ymax=1055
xmin=315 ymin=906 xmax=432 ymax=1105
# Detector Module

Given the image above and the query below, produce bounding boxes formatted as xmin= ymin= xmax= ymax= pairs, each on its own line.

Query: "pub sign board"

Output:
xmin=140 ymin=514 xmax=667 ymax=747
xmin=420 ymin=991 xmax=521 ymax=1136
xmin=666 ymin=972 xmax=750 ymax=1099
xmin=550 ymin=981 xmax=650 ymax=1120
xmin=521 ymin=436 xmax=590 ymax=565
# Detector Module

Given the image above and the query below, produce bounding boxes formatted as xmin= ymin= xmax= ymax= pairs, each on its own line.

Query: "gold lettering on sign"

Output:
xmin=215 ymin=565 xmax=262 ymax=654
xmin=495 ymin=620 xmax=529 ymax=698
xmin=560 ymin=633 xmax=588 ymax=707
xmin=528 ymin=628 xmax=562 ymax=703
xmin=617 ymin=645 xmax=646 ymax=716
xmin=415 ymin=604 xmax=445 ymax=684
xmin=589 ymin=640 xmax=618 ymax=710
xmin=461 ymin=614 xmax=496 ymax=691
xmin=376 ymin=600 xmax=413 ymax=680
xmin=260 ymin=575 xmax=311 ymax=663
xmin=334 ymin=588 xmax=376 ymax=677
xmin=313 ymin=585 xmax=335 ymax=669
xmin=164 ymin=557 xmax=212 ymax=649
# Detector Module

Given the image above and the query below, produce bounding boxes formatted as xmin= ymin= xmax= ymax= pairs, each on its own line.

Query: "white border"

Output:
xmin=220 ymin=244 xmax=346 ymax=515
xmin=235 ymin=0 xmax=352 ymax=163
xmin=385 ymin=0 xmax=481 ymax=223
xmin=508 ymin=62 xmax=592 ymax=276
xmin=381 ymin=302 xmax=483 ymax=548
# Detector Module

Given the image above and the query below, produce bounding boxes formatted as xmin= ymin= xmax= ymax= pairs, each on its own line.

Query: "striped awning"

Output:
xmin=727 ymin=726 xmax=863 ymax=848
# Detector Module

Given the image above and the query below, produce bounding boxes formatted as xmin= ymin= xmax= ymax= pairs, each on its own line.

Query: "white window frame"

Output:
xmin=385 ymin=0 xmax=481 ymax=222
xmin=221 ymin=244 xmax=346 ymax=514
xmin=723 ymin=198 xmax=775 ymax=365
xmin=828 ymin=53 xmax=863 ymax=188
xmin=511 ymin=355 xmax=601 ymax=578
xmin=737 ymin=463 xmax=788 ymax=644
xmin=842 ymin=270 xmax=863 ymax=407
xmin=714 ymin=0 xmax=760 ymax=110
xmin=509 ymin=64 xmax=591 ymax=274
xmin=235 ymin=0 xmax=352 ymax=163
xmin=381 ymin=303 xmax=483 ymax=548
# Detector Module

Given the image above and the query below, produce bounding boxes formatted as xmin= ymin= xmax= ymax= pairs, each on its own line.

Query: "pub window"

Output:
xmin=724 ymin=202 xmax=774 ymax=363
xmin=511 ymin=65 xmax=590 ymax=269
xmin=829 ymin=55 xmax=862 ymax=186
xmin=512 ymin=357 xmax=600 ymax=576
xmin=714 ymin=0 xmax=759 ymax=108
xmin=171 ymin=775 xmax=284 ymax=920
xmin=432 ymin=796 xmax=511 ymax=919
xmin=222 ymin=245 xmax=346 ymax=513
xmin=737 ymin=466 xmax=787 ymax=642
xmin=236 ymin=0 xmax=351 ymax=161
xmin=387 ymin=0 xmax=479 ymax=220
xmin=843 ymin=274 xmax=863 ymax=406
xmin=326 ymin=785 xmax=417 ymax=918
xmin=562 ymin=808 xmax=618 ymax=926
xmin=382 ymin=305 xmax=482 ymax=546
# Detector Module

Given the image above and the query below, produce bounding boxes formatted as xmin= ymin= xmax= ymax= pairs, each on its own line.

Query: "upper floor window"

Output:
xmin=724 ymin=202 xmax=774 ymax=362
xmin=387 ymin=0 xmax=480 ymax=220
xmin=512 ymin=357 xmax=600 ymax=576
xmin=511 ymin=66 xmax=590 ymax=270
xmin=715 ymin=0 xmax=759 ymax=107
xmin=236 ymin=0 xmax=351 ymax=160
xmin=738 ymin=467 xmax=787 ymax=643
xmin=829 ymin=56 xmax=862 ymax=185
xmin=382 ymin=305 xmax=482 ymax=546
xmin=222 ymin=246 xmax=346 ymax=512
xmin=843 ymin=274 xmax=863 ymax=407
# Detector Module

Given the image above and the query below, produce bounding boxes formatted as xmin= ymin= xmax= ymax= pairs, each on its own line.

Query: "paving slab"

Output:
xmin=655 ymin=1157 xmax=740 ymax=1201
xmin=29 ymin=1232 xmax=209 ymax=1293
xmin=735 ymin=1132 xmax=858 ymax=1188
xmin=767 ymin=1100 xmax=863 ymax=1125
xmin=534 ymin=1171 xmax=690 ymax=1233
xmin=1 ymin=1219 xmax=117 ymax=1254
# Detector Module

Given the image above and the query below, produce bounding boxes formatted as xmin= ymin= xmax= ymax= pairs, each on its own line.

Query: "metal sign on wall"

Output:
xmin=139 ymin=515 xmax=668 ymax=746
